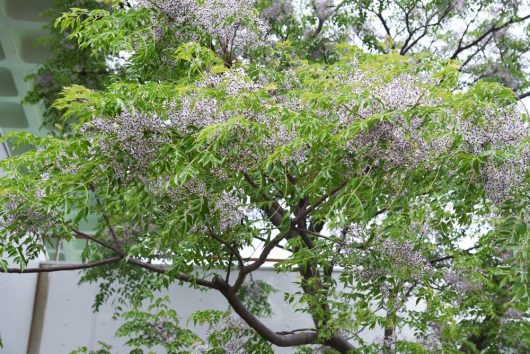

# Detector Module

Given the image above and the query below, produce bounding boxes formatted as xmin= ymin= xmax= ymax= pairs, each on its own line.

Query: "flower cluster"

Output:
xmin=146 ymin=0 xmax=268 ymax=60
xmin=0 ymin=194 xmax=56 ymax=238
xmin=457 ymin=106 xmax=530 ymax=204
xmin=338 ymin=73 xmax=449 ymax=170
xmin=340 ymin=225 xmax=432 ymax=283
xmin=214 ymin=192 xmax=244 ymax=232
xmin=419 ymin=322 xmax=443 ymax=352
xmin=152 ymin=320 xmax=179 ymax=344
xmin=378 ymin=239 xmax=433 ymax=281
xmin=86 ymin=110 xmax=170 ymax=178
xmin=168 ymin=70 xmax=306 ymax=167
xmin=190 ymin=342 xmax=212 ymax=354
xmin=261 ymin=0 xmax=293 ymax=21
xmin=501 ymin=307 xmax=525 ymax=325
xmin=444 ymin=270 xmax=482 ymax=294
xmin=206 ymin=313 xmax=250 ymax=353
xmin=169 ymin=69 xmax=262 ymax=132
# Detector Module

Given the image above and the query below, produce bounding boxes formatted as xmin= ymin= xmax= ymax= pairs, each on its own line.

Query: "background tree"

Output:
xmin=1 ymin=1 xmax=529 ymax=353
xmin=23 ymin=0 xmax=114 ymax=133
xmin=259 ymin=0 xmax=530 ymax=98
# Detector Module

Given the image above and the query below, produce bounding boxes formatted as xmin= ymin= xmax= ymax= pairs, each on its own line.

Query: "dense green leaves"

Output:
xmin=3 ymin=0 xmax=530 ymax=353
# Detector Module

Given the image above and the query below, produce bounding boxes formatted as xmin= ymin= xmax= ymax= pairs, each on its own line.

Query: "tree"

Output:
xmin=1 ymin=1 xmax=529 ymax=353
xmin=23 ymin=0 xmax=112 ymax=133
xmin=260 ymin=0 xmax=530 ymax=98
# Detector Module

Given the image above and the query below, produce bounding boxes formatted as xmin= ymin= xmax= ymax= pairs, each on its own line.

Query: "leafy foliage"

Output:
xmin=3 ymin=1 xmax=530 ymax=353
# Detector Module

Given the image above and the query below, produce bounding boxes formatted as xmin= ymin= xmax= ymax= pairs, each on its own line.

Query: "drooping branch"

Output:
xmin=125 ymin=258 xmax=218 ymax=289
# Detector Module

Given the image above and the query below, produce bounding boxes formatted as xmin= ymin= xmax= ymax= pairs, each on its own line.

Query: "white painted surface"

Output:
xmin=0 ymin=260 xmax=39 ymax=354
xmin=0 ymin=266 xmax=327 ymax=354
xmin=36 ymin=268 xmax=316 ymax=354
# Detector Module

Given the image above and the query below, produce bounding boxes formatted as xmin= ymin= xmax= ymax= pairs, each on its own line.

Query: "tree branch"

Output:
xmin=215 ymin=277 xmax=323 ymax=348
xmin=2 ymin=256 xmax=122 ymax=273
xmin=429 ymin=245 xmax=479 ymax=264
xmin=451 ymin=13 xmax=530 ymax=60
xmin=207 ymin=230 xmax=244 ymax=268
xmin=292 ymin=182 xmax=347 ymax=226
xmin=518 ymin=91 xmax=530 ymax=100
xmin=71 ymin=228 xmax=122 ymax=255
xmin=126 ymin=258 xmax=218 ymax=289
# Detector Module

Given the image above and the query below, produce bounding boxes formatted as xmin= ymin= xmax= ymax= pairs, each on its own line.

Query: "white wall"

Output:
xmin=36 ymin=267 xmax=315 ymax=354
xmin=0 ymin=261 xmax=39 ymax=354
xmin=2 ymin=265 xmax=356 ymax=354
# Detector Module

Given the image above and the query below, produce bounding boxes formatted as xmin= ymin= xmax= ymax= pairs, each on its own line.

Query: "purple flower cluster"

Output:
xmin=190 ymin=342 xmax=212 ymax=354
xmin=0 ymin=194 xmax=56 ymax=238
xmin=261 ymin=0 xmax=293 ymax=21
xmin=379 ymin=239 xmax=433 ymax=281
xmin=338 ymin=73 xmax=449 ymax=170
xmin=86 ymin=110 xmax=169 ymax=178
xmin=145 ymin=0 xmax=268 ymax=60
xmin=152 ymin=320 xmax=178 ymax=344
xmin=214 ymin=192 xmax=244 ymax=232
xmin=457 ymin=106 xmax=530 ymax=204
xmin=168 ymin=70 xmax=307 ymax=167
xmin=340 ymin=225 xmax=432 ymax=283
xmin=206 ymin=313 xmax=250 ymax=353
xmin=169 ymin=69 xmax=261 ymax=132
xmin=444 ymin=270 xmax=482 ymax=294
xmin=501 ymin=307 xmax=525 ymax=325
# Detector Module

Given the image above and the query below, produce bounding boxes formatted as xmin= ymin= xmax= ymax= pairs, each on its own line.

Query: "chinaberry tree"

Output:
xmin=1 ymin=0 xmax=529 ymax=353
xmin=26 ymin=0 xmax=530 ymax=133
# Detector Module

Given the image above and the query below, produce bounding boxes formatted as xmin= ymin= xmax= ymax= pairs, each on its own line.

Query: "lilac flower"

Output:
xmin=214 ymin=192 xmax=243 ymax=232
xmin=0 ymin=194 xmax=56 ymax=238
xmin=261 ymin=0 xmax=293 ymax=21
xmin=207 ymin=313 xmax=250 ymax=353
xmin=145 ymin=0 xmax=268 ymax=60
xmin=456 ymin=106 xmax=530 ymax=204
xmin=444 ymin=270 xmax=482 ymax=294
xmin=85 ymin=110 xmax=169 ymax=178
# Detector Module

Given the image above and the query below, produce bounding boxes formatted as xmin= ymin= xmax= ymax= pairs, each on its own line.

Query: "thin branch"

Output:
xmin=458 ymin=35 xmax=494 ymax=71
xmin=89 ymin=184 xmax=122 ymax=248
xmin=295 ymin=227 xmax=332 ymax=241
xmin=276 ymin=328 xmax=317 ymax=335
xmin=242 ymin=172 xmax=285 ymax=228
xmin=71 ymin=228 xmax=122 ymax=255
xmin=252 ymin=235 xmax=286 ymax=250
xmin=401 ymin=4 xmax=452 ymax=55
xmin=429 ymin=246 xmax=479 ymax=264
xmin=451 ymin=13 xmax=530 ymax=60
xmin=208 ymin=230 xmax=244 ymax=267
xmin=126 ymin=258 xmax=217 ymax=289
xmin=232 ymin=228 xmax=295 ymax=290
xmin=226 ymin=253 xmax=234 ymax=283
xmin=2 ymin=256 xmax=122 ymax=273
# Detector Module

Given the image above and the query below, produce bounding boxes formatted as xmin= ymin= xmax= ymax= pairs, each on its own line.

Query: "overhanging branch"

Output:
xmin=1 ymin=256 xmax=122 ymax=273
